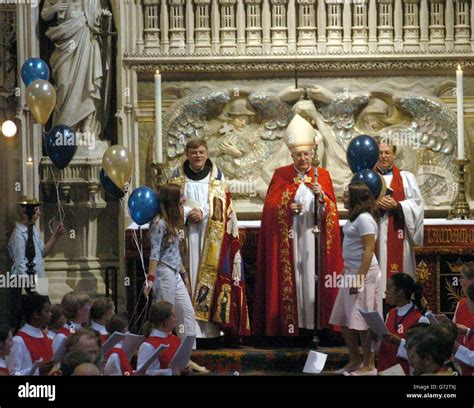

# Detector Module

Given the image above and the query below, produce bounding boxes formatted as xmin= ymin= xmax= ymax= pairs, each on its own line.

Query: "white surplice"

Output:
xmin=183 ymin=174 xmax=221 ymax=338
xmin=378 ymin=171 xmax=424 ymax=294
xmin=291 ymin=173 xmax=325 ymax=330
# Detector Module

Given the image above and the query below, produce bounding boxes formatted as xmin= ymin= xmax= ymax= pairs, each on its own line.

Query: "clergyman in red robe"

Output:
xmin=253 ymin=114 xmax=343 ymax=336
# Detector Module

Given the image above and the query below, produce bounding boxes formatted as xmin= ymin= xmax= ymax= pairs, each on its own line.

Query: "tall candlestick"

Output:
xmin=457 ymin=64 xmax=465 ymax=160
xmin=155 ymin=69 xmax=163 ymax=164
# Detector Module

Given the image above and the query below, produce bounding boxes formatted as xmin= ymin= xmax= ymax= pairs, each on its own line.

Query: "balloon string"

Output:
xmin=128 ymin=284 xmax=148 ymax=332
xmin=132 ymin=227 xmax=147 ymax=280
xmin=47 ymin=164 xmax=66 ymax=234
xmin=42 ymin=130 xmax=66 ymax=233
xmin=121 ymin=195 xmax=152 ymax=333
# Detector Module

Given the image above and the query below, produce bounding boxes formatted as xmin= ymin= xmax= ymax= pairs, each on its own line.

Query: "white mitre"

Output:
xmin=284 ymin=114 xmax=316 ymax=154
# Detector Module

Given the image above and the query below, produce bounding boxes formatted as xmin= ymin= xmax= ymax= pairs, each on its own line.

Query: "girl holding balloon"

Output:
xmin=144 ymin=184 xmax=197 ymax=343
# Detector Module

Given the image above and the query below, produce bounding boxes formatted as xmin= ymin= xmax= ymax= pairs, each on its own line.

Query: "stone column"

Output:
xmin=136 ymin=0 xmax=145 ymax=53
xmin=445 ymin=0 xmax=454 ymax=51
xmin=287 ymin=0 xmax=297 ymax=51
xmin=394 ymin=0 xmax=403 ymax=50
xmin=317 ymin=0 xmax=326 ymax=52
xmin=237 ymin=0 xmax=246 ymax=54
xmin=419 ymin=0 xmax=428 ymax=51
xmin=262 ymin=0 xmax=271 ymax=52
xmin=368 ymin=0 xmax=377 ymax=51
xmin=342 ymin=0 xmax=351 ymax=52
xmin=212 ymin=0 xmax=221 ymax=52
xmin=161 ymin=0 xmax=170 ymax=53
xmin=186 ymin=0 xmax=195 ymax=53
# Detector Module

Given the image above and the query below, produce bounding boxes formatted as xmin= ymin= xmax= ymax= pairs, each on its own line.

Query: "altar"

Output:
xmin=125 ymin=219 xmax=474 ymax=331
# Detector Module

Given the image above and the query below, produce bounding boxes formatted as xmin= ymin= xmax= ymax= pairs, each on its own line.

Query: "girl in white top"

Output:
xmin=330 ymin=181 xmax=382 ymax=375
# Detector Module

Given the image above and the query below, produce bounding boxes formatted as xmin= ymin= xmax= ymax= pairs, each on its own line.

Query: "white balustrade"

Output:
xmin=138 ymin=0 xmax=474 ymax=56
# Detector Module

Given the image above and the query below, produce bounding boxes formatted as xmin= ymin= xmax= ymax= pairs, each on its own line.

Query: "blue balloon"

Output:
xmin=351 ymin=169 xmax=383 ymax=200
xmin=100 ymin=169 xmax=125 ymax=199
xmin=128 ymin=187 xmax=160 ymax=226
xmin=346 ymin=135 xmax=379 ymax=173
xmin=21 ymin=58 xmax=50 ymax=87
xmin=44 ymin=125 xmax=77 ymax=170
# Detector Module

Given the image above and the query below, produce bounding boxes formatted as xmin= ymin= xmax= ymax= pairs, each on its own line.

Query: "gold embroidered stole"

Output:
xmin=169 ymin=168 xmax=227 ymax=322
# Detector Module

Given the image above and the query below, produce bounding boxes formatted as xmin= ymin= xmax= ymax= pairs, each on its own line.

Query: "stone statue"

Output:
xmin=41 ymin=0 xmax=113 ymax=139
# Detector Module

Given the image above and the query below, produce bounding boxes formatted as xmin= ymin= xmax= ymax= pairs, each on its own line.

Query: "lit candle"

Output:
xmin=155 ymin=69 xmax=163 ymax=164
xmin=456 ymin=65 xmax=465 ymax=160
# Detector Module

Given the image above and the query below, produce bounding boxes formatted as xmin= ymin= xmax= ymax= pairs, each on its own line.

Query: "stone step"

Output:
xmin=190 ymin=346 xmax=349 ymax=375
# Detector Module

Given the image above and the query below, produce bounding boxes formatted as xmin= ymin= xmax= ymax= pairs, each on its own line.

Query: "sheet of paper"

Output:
xmin=359 ymin=309 xmax=388 ymax=337
xmin=122 ymin=333 xmax=145 ymax=359
xmin=101 ymin=332 xmax=126 ymax=355
xmin=425 ymin=312 xmax=450 ymax=325
xmin=425 ymin=311 xmax=438 ymax=325
xmin=433 ymin=313 xmax=451 ymax=323
xmin=303 ymin=350 xmax=327 ymax=374
xmin=135 ymin=344 xmax=169 ymax=376
xmin=379 ymin=364 xmax=406 ymax=376
xmin=168 ymin=336 xmax=196 ymax=371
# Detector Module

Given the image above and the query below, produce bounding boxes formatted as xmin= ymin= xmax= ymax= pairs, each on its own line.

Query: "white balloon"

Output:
xmin=1 ymin=120 xmax=17 ymax=137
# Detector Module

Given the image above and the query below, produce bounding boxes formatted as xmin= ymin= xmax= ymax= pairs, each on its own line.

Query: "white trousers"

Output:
xmin=153 ymin=264 xmax=196 ymax=339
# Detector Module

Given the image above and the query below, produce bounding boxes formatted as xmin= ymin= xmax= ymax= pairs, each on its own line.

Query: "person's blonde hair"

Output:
xmin=89 ymin=297 xmax=114 ymax=322
xmin=61 ymin=292 xmax=91 ymax=320
xmin=185 ymin=138 xmax=208 ymax=153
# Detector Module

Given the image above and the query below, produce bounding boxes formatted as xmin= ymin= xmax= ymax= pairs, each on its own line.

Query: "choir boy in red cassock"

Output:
xmin=7 ymin=293 xmax=53 ymax=375
xmin=104 ymin=315 xmax=134 ymax=376
xmin=137 ymin=301 xmax=182 ymax=376
xmin=90 ymin=296 xmax=115 ymax=344
xmin=378 ymin=273 xmax=428 ymax=374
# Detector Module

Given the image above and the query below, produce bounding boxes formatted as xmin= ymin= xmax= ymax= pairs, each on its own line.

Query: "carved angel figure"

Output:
xmin=161 ymin=86 xmax=461 ymax=206
xmin=164 ymin=89 xmax=292 ymax=190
